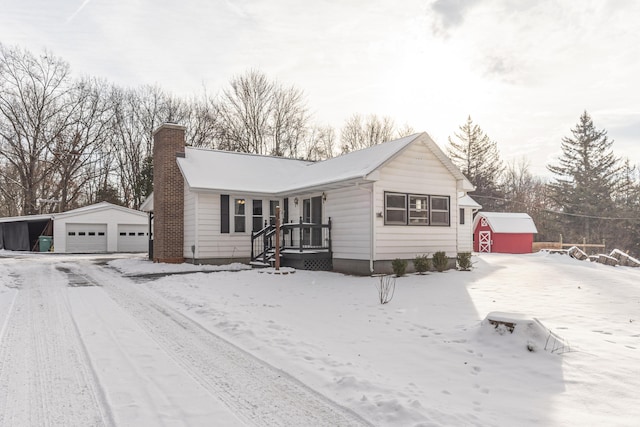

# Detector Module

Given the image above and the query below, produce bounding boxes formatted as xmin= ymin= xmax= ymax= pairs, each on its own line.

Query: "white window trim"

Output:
xmin=234 ymin=198 xmax=246 ymax=233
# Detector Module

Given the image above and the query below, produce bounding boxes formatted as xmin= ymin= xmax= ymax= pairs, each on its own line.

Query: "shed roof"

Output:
xmin=474 ymin=212 xmax=538 ymax=234
xmin=176 ymin=132 xmax=474 ymax=195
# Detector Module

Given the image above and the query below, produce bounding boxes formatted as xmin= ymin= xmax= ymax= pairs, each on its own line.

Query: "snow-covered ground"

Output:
xmin=1 ymin=251 xmax=638 ymax=426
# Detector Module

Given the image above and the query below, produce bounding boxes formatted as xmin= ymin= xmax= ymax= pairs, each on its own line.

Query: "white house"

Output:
xmin=149 ymin=123 xmax=478 ymax=275
xmin=0 ymin=202 xmax=149 ymax=253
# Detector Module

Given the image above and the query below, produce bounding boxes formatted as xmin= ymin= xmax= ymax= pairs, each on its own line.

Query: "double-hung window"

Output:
xmin=430 ymin=196 xmax=450 ymax=226
xmin=234 ymin=198 xmax=246 ymax=232
xmin=384 ymin=193 xmax=407 ymax=225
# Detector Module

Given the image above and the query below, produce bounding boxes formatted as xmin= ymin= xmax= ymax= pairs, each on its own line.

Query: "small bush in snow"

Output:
xmin=432 ymin=251 xmax=448 ymax=272
xmin=457 ymin=252 xmax=473 ymax=271
xmin=413 ymin=254 xmax=431 ymax=274
xmin=376 ymin=275 xmax=396 ymax=304
xmin=392 ymin=258 xmax=408 ymax=277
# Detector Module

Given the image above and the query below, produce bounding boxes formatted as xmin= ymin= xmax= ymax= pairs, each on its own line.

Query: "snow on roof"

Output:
xmin=0 ymin=213 xmax=54 ymax=223
xmin=140 ymin=194 xmax=154 ymax=212
xmin=54 ymin=201 xmax=146 ymax=219
xmin=458 ymin=194 xmax=482 ymax=209
xmin=177 ymin=133 xmax=473 ymax=194
xmin=474 ymin=212 xmax=538 ymax=234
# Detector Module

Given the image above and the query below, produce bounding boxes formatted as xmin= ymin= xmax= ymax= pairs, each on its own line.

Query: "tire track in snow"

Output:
xmin=0 ymin=261 xmax=112 ymax=427
xmin=78 ymin=262 xmax=371 ymax=427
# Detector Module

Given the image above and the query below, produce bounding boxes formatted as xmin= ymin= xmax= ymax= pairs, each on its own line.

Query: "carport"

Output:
xmin=0 ymin=214 xmax=53 ymax=251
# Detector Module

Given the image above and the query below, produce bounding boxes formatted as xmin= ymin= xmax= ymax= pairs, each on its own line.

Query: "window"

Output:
xmin=234 ymin=199 xmax=246 ymax=232
xmin=68 ymin=232 xmax=75 ymax=236
xmin=98 ymin=232 xmax=105 ymax=236
xmin=119 ymin=232 xmax=126 ymax=236
xmin=409 ymin=195 xmax=429 ymax=225
xmin=384 ymin=193 xmax=407 ymax=225
xmin=78 ymin=232 xmax=86 ymax=236
xmin=384 ymin=192 xmax=450 ymax=226
xmin=430 ymin=196 xmax=450 ymax=226
xmin=138 ymin=232 xmax=145 ymax=236
xmin=460 ymin=208 xmax=465 ymax=225
xmin=88 ymin=232 xmax=95 ymax=236
xmin=252 ymin=200 xmax=263 ymax=232
xmin=129 ymin=232 xmax=135 ymax=236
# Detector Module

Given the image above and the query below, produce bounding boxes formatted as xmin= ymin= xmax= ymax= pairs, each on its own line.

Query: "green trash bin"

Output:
xmin=39 ymin=236 xmax=53 ymax=252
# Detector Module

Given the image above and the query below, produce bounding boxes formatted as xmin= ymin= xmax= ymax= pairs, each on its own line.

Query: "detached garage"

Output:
xmin=473 ymin=212 xmax=538 ymax=254
xmin=53 ymin=202 xmax=149 ymax=253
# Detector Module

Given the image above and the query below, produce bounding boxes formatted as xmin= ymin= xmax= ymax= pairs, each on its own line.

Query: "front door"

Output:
xmin=302 ymin=196 xmax=323 ymax=247
xmin=479 ymin=231 xmax=491 ymax=253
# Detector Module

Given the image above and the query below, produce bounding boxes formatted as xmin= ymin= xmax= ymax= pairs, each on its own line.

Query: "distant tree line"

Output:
xmin=447 ymin=113 xmax=640 ymax=255
xmin=1 ymin=44 xmax=638 ymax=254
xmin=0 ymin=44 xmax=411 ymax=216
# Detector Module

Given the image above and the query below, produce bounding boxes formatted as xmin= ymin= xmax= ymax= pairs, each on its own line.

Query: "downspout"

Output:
xmin=356 ymin=182 xmax=375 ymax=274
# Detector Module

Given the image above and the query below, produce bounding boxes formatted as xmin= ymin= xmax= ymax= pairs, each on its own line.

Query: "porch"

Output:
xmin=251 ymin=217 xmax=332 ymax=271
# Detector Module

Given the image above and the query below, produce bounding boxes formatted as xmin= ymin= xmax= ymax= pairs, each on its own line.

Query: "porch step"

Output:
xmin=250 ymin=259 xmax=276 ymax=268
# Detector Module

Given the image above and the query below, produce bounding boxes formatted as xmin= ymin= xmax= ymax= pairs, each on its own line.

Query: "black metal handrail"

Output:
xmin=251 ymin=217 xmax=332 ymax=264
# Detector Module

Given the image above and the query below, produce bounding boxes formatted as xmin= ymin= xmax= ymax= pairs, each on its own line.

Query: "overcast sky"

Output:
xmin=1 ymin=0 xmax=639 ymax=177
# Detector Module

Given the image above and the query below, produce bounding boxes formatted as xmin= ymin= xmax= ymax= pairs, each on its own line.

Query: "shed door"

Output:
xmin=479 ymin=231 xmax=491 ymax=253
xmin=66 ymin=223 xmax=107 ymax=253
xmin=117 ymin=224 xmax=148 ymax=252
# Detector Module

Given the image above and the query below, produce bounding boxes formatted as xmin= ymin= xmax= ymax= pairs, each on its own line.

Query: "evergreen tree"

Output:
xmin=447 ymin=116 xmax=504 ymax=211
xmin=547 ymin=111 xmax=621 ymax=244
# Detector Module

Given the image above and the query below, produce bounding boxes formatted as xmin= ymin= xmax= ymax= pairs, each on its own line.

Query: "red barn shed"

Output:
xmin=473 ymin=212 xmax=538 ymax=254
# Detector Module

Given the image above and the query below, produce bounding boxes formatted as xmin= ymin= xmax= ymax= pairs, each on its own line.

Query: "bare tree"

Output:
xmin=271 ymin=84 xmax=308 ymax=157
xmin=184 ymin=92 xmax=220 ymax=148
xmin=0 ymin=44 xmax=82 ymax=215
xmin=340 ymin=114 xmax=398 ymax=154
xmin=215 ymin=69 xmax=310 ymax=157
xmin=108 ymin=84 xmax=189 ymax=208
xmin=302 ymin=125 xmax=336 ymax=161
xmin=44 ymin=78 xmax=114 ymax=212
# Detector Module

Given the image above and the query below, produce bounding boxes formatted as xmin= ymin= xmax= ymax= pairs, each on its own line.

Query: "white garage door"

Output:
xmin=66 ymin=223 xmax=108 ymax=253
xmin=117 ymin=224 xmax=148 ymax=252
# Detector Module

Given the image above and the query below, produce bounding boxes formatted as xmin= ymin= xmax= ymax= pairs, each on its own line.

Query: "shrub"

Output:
xmin=413 ymin=254 xmax=431 ymax=274
xmin=457 ymin=252 xmax=473 ymax=271
xmin=391 ymin=258 xmax=408 ymax=277
xmin=432 ymin=251 xmax=448 ymax=272
xmin=376 ymin=275 xmax=396 ymax=304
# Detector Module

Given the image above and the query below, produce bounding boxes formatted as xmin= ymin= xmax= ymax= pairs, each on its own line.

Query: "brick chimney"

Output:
xmin=152 ymin=123 xmax=185 ymax=263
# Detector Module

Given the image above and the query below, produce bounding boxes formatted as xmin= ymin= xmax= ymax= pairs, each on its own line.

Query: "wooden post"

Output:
xmin=275 ymin=206 xmax=281 ymax=270
xmin=299 ymin=216 xmax=303 ymax=252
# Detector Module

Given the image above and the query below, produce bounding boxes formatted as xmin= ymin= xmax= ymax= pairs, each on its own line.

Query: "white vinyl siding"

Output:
xmin=323 ymin=184 xmax=372 ymax=261
xmin=183 ymin=187 xmax=197 ymax=258
xmin=374 ymin=141 xmax=459 ymax=259
xmin=457 ymin=206 xmax=474 ymax=253
xmin=195 ymin=193 xmax=279 ymax=260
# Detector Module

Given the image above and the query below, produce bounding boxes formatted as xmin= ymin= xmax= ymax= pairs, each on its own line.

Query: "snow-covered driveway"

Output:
xmin=0 ymin=254 xmax=368 ymax=426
